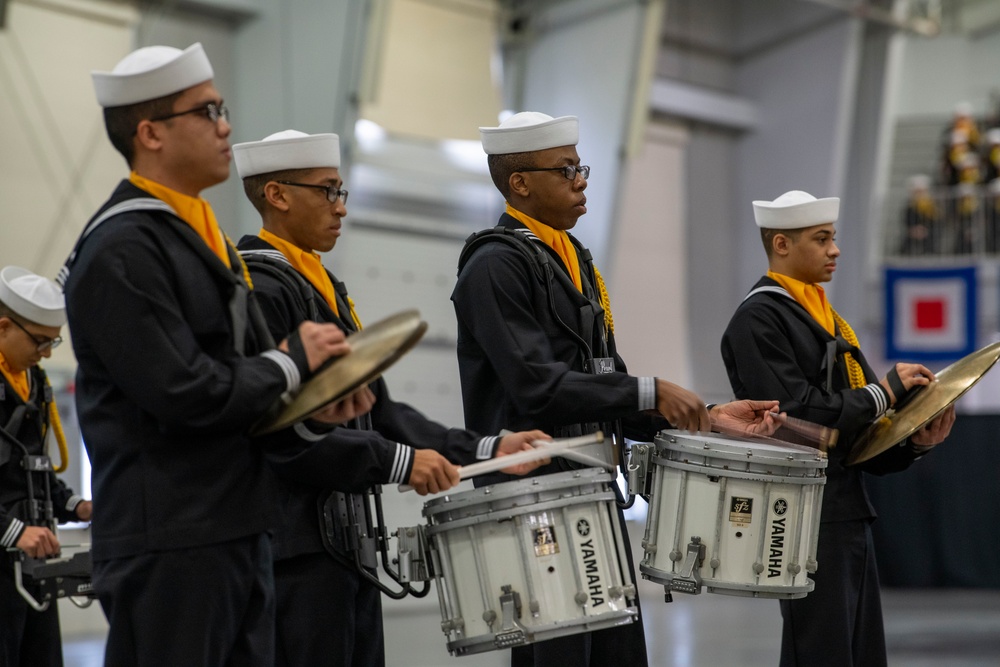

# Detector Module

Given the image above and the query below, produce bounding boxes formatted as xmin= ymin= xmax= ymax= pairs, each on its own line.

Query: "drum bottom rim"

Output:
xmin=444 ymin=607 xmax=639 ymax=656
xmin=639 ymin=565 xmax=815 ymax=599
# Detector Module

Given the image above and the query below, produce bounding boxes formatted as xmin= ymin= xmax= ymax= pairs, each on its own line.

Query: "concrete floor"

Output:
xmin=60 ymin=587 xmax=1000 ymax=666
xmin=59 ymin=517 xmax=1000 ymax=667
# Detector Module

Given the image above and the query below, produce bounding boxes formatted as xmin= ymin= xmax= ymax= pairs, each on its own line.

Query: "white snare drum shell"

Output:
xmin=640 ymin=431 xmax=826 ymax=600
xmin=422 ymin=469 xmax=638 ymax=655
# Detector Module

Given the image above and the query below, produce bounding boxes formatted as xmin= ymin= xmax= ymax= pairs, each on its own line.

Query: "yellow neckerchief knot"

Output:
xmin=347 ymin=297 xmax=363 ymax=331
xmin=43 ymin=373 xmax=70 ymax=473
xmin=506 ymin=203 xmax=582 ymax=291
xmin=259 ymin=228 xmax=341 ymax=318
xmin=226 ymin=235 xmax=254 ymax=290
xmin=913 ymin=193 xmax=938 ymax=219
xmin=768 ymin=271 xmax=866 ymax=389
xmin=0 ymin=350 xmax=29 ymax=401
xmin=129 ymin=172 xmax=231 ymax=268
xmin=830 ymin=311 xmax=867 ymax=390
xmin=593 ymin=266 xmax=615 ymax=337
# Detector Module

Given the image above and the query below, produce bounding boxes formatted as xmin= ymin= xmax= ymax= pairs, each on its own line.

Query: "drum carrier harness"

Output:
xmin=240 ymin=250 xmax=429 ymax=600
xmin=1 ymin=370 xmax=95 ymax=611
xmin=457 ymin=226 xmax=635 ymax=507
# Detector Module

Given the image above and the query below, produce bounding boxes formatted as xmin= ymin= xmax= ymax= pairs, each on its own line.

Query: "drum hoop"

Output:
xmin=422 ymin=468 xmax=614 ymax=516
xmin=425 ymin=490 xmax=618 ymax=534
xmin=651 ymin=456 xmax=827 ymax=484
xmin=655 ymin=432 xmax=824 ymax=464
xmin=640 ymin=564 xmax=815 ymax=598
xmin=444 ymin=607 xmax=639 ymax=653
xmin=653 ymin=444 xmax=827 ymax=470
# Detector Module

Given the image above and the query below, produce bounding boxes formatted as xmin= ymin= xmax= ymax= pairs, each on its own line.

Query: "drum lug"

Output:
xmin=395 ymin=525 xmax=431 ymax=582
xmin=627 ymin=444 xmax=653 ymax=496
xmin=806 ymin=557 xmax=818 ymax=573
xmin=669 ymin=536 xmax=706 ymax=595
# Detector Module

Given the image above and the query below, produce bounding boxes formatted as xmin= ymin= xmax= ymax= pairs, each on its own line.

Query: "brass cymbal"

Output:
xmin=251 ymin=310 xmax=428 ymax=436
xmin=847 ymin=341 xmax=1000 ymax=466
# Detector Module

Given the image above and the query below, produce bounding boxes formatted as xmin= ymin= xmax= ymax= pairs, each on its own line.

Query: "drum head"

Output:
xmin=251 ymin=310 xmax=427 ymax=435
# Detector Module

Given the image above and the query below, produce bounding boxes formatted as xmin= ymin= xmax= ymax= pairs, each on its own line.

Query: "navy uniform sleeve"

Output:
xmin=66 ymin=225 xmax=290 ymax=434
xmin=454 ymin=246 xmax=644 ymax=426
xmin=367 ymin=377 xmax=496 ymax=465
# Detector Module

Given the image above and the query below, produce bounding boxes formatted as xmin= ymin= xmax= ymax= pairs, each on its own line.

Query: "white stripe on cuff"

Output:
xmin=66 ymin=495 xmax=83 ymax=512
xmin=389 ymin=444 xmax=413 ymax=485
xmin=293 ymin=422 xmax=327 ymax=442
xmin=864 ymin=383 xmax=888 ymax=416
xmin=1 ymin=518 xmax=25 ymax=548
xmin=477 ymin=436 xmax=498 ymax=460
xmin=638 ymin=376 xmax=656 ymax=411
xmin=261 ymin=349 xmax=301 ymax=394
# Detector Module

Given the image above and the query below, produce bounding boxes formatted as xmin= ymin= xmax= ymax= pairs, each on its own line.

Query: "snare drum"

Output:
xmin=420 ymin=468 xmax=637 ymax=656
xmin=639 ymin=431 xmax=826 ymax=599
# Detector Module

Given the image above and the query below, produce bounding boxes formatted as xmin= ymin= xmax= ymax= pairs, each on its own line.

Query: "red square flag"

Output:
xmin=885 ymin=267 xmax=976 ymax=361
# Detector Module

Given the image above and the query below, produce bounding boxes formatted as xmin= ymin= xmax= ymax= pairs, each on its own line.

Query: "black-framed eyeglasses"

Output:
xmin=276 ymin=181 xmax=349 ymax=204
xmin=149 ymin=102 xmax=230 ymax=125
xmin=519 ymin=164 xmax=590 ymax=181
xmin=9 ymin=318 xmax=62 ymax=353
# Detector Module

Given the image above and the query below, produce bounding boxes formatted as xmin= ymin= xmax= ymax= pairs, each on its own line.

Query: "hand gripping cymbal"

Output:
xmin=848 ymin=341 xmax=1000 ymax=465
xmin=251 ymin=310 xmax=427 ymax=436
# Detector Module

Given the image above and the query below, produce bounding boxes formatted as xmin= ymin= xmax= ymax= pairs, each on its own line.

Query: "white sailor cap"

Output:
xmin=92 ymin=43 xmax=214 ymax=108
xmin=480 ymin=112 xmax=578 ymax=155
xmin=959 ymin=152 xmax=981 ymax=169
xmin=233 ymin=130 xmax=341 ymax=178
xmin=954 ymin=101 xmax=973 ymax=117
xmin=908 ymin=174 xmax=932 ymax=191
xmin=752 ymin=190 xmax=840 ymax=230
xmin=0 ymin=267 xmax=66 ymax=328
xmin=987 ymin=128 xmax=1000 ymax=145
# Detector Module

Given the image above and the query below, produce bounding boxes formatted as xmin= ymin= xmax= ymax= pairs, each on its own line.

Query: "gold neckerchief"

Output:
xmin=506 ymin=203 xmax=582 ymax=291
xmin=767 ymin=270 xmax=865 ymax=389
xmin=768 ymin=270 xmax=834 ymax=335
xmin=505 ymin=204 xmax=616 ymax=336
xmin=913 ymin=193 xmax=938 ymax=219
xmin=259 ymin=228 xmax=340 ymax=318
xmin=129 ymin=172 xmax=231 ymax=269
xmin=0 ymin=350 xmax=28 ymax=401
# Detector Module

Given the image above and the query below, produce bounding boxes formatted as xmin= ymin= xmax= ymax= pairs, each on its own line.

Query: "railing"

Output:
xmin=886 ymin=186 xmax=1000 ymax=258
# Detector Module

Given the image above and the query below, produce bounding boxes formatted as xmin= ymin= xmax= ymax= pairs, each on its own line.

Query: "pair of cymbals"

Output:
xmin=251 ymin=310 xmax=427 ymax=436
xmin=847 ymin=341 xmax=1000 ymax=465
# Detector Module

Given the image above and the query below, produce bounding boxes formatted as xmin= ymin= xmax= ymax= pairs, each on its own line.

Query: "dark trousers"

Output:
xmin=1 ymin=554 xmax=64 ymax=667
xmin=274 ymin=551 xmax=384 ymax=667
xmin=94 ymin=532 xmax=275 ymax=667
xmin=510 ymin=505 xmax=648 ymax=667
xmin=780 ymin=520 xmax=887 ymax=667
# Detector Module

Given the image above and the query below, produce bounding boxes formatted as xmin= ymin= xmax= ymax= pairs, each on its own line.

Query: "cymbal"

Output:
xmin=251 ymin=310 xmax=428 ymax=436
xmin=847 ymin=341 xmax=1000 ymax=465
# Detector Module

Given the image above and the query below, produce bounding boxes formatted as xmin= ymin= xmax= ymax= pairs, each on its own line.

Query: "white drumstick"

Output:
xmin=398 ymin=431 xmax=605 ymax=493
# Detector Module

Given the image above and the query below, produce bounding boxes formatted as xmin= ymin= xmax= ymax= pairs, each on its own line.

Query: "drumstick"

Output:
xmin=768 ymin=412 xmax=839 ymax=451
xmin=398 ymin=432 xmax=605 ymax=493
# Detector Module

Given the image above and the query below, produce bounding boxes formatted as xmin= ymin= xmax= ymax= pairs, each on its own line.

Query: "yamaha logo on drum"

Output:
xmin=768 ymin=498 xmax=789 ymax=578
xmin=573 ymin=517 xmax=605 ymax=607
